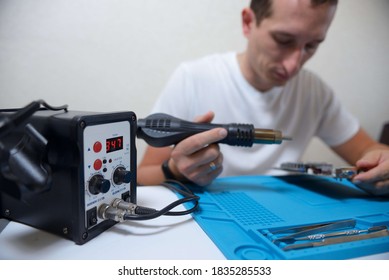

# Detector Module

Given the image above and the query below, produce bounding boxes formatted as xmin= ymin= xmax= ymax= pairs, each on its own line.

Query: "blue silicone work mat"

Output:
xmin=187 ymin=175 xmax=389 ymax=260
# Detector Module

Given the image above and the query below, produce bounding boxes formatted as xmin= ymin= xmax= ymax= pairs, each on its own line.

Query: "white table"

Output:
xmin=0 ymin=186 xmax=388 ymax=260
xmin=0 ymin=186 xmax=224 ymax=260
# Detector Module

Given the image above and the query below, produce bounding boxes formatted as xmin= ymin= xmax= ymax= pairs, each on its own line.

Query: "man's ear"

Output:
xmin=242 ymin=8 xmax=256 ymax=37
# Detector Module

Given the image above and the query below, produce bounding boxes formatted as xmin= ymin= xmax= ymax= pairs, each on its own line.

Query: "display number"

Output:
xmin=106 ymin=136 xmax=123 ymax=153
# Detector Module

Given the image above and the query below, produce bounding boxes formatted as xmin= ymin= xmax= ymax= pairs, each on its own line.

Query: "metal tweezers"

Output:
xmin=282 ymin=227 xmax=389 ymax=251
xmin=294 ymin=225 xmax=387 ymax=241
xmin=272 ymin=219 xmax=356 ymax=243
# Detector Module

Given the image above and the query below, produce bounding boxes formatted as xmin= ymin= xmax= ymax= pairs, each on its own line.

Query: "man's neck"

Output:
xmin=237 ymin=52 xmax=274 ymax=93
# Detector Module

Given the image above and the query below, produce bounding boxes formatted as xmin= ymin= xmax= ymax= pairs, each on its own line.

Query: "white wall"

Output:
xmin=303 ymin=0 xmax=389 ymax=165
xmin=1 ymin=0 xmax=388 ymax=166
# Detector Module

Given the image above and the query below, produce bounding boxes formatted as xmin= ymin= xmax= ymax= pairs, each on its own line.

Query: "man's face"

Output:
xmin=243 ymin=0 xmax=337 ymax=91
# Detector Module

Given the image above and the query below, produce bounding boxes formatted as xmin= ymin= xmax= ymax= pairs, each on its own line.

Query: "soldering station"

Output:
xmin=0 ymin=100 xmax=289 ymax=245
xmin=0 ymin=100 xmax=389 ymax=259
xmin=1 ymin=100 xmax=389 ymax=259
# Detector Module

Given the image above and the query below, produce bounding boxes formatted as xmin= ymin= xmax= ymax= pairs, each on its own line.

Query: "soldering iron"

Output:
xmin=137 ymin=113 xmax=291 ymax=147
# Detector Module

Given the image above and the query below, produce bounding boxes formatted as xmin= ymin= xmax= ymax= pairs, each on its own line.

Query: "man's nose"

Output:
xmin=283 ymin=48 xmax=304 ymax=76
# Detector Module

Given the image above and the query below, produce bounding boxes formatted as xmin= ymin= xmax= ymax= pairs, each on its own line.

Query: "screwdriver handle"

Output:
xmin=137 ymin=113 xmax=285 ymax=147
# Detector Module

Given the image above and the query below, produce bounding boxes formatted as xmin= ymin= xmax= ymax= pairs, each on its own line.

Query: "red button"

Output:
xmin=93 ymin=141 xmax=102 ymax=153
xmin=93 ymin=159 xmax=103 ymax=170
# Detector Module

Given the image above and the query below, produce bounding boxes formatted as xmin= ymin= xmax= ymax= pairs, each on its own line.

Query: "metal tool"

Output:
xmin=282 ymin=228 xmax=389 ymax=251
xmin=273 ymin=219 xmax=356 ymax=243
xmin=137 ymin=113 xmax=292 ymax=147
xmin=294 ymin=225 xmax=387 ymax=241
xmin=270 ymin=221 xmax=337 ymax=235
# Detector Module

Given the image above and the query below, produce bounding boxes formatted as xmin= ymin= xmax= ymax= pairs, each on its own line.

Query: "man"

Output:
xmin=138 ymin=0 xmax=389 ymax=195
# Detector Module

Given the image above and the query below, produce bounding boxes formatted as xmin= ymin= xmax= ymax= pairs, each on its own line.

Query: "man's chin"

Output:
xmin=270 ymin=72 xmax=292 ymax=87
xmin=269 ymin=79 xmax=287 ymax=88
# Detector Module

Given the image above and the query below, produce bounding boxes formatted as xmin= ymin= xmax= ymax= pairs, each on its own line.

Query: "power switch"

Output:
xmin=86 ymin=207 xmax=98 ymax=228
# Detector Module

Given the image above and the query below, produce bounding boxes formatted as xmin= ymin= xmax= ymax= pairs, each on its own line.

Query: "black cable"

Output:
xmin=0 ymin=100 xmax=68 ymax=195
xmin=0 ymin=100 xmax=68 ymax=138
xmin=38 ymin=99 xmax=68 ymax=112
xmin=159 ymin=180 xmax=200 ymax=216
xmin=0 ymin=100 xmax=68 ymax=113
xmin=123 ymin=180 xmax=200 ymax=221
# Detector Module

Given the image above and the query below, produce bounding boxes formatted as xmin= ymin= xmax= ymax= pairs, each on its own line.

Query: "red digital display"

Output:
xmin=106 ymin=136 xmax=123 ymax=153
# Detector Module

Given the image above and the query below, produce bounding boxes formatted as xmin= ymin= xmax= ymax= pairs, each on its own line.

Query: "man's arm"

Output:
xmin=137 ymin=146 xmax=172 ymax=185
xmin=332 ymin=128 xmax=389 ymax=195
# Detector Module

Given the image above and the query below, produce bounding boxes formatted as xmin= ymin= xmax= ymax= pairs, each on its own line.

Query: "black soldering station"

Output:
xmin=0 ymin=101 xmax=290 ymax=244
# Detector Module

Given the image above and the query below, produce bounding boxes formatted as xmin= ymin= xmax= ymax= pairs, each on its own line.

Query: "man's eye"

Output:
xmin=305 ymin=43 xmax=319 ymax=52
xmin=274 ymin=37 xmax=293 ymax=45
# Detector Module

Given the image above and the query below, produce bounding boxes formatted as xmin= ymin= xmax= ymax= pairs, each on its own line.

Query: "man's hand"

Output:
xmin=168 ymin=111 xmax=227 ymax=186
xmin=352 ymin=149 xmax=389 ymax=196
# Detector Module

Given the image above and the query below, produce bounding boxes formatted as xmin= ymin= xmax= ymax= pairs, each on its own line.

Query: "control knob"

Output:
xmin=113 ymin=167 xmax=131 ymax=185
xmin=88 ymin=174 xmax=110 ymax=195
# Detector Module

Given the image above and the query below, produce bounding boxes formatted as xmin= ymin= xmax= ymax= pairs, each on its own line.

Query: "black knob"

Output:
xmin=113 ymin=167 xmax=131 ymax=185
xmin=88 ymin=174 xmax=110 ymax=195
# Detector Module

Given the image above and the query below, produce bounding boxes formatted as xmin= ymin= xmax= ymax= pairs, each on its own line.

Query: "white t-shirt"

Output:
xmin=151 ymin=52 xmax=359 ymax=177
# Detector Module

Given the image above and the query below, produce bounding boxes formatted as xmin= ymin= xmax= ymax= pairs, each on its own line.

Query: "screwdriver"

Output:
xmin=137 ymin=113 xmax=292 ymax=147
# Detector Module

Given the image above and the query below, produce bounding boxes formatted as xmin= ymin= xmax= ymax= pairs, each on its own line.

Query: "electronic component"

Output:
xmin=278 ymin=162 xmax=359 ymax=180
xmin=0 ymin=106 xmax=293 ymax=245
xmin=0 ymin=109 xmax=137 ymax=244
xmin=137 ymin=113 xmax=291 ymax=147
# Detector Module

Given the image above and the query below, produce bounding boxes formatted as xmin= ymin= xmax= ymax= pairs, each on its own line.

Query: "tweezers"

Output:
xmin=282 ymin=227 xmax=389 ymax=251
xmin=294 ymin=225 xmax=387 ymax=241
xmin=272 ymin=219 xmax=356 ymax=243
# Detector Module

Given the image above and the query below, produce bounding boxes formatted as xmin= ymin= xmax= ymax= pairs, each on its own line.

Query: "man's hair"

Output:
xmin=250 ymin=0 xmax=338 ymax=25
